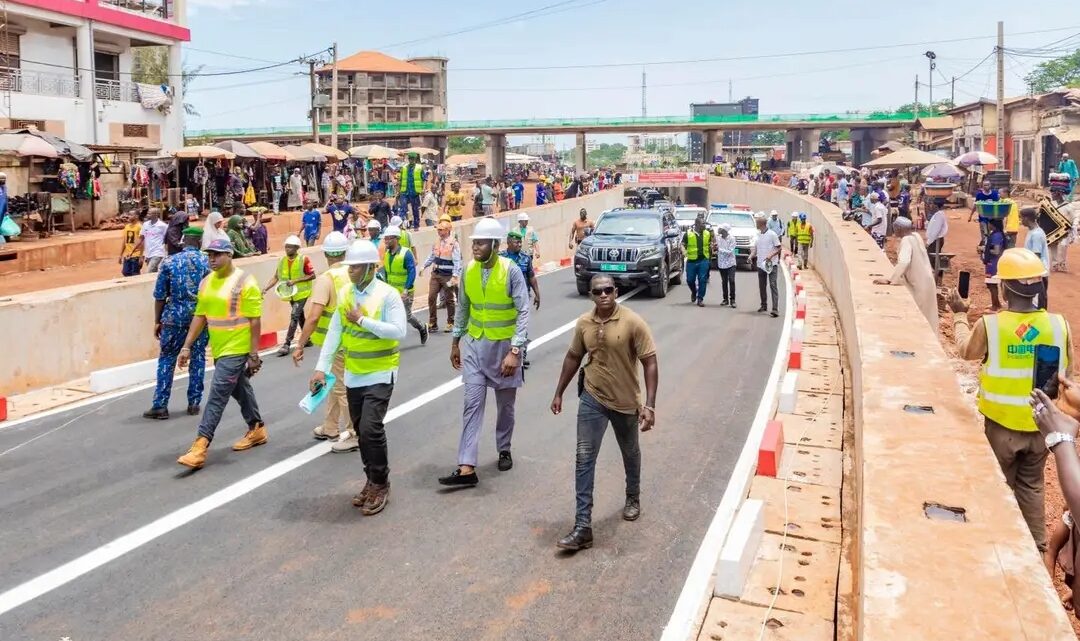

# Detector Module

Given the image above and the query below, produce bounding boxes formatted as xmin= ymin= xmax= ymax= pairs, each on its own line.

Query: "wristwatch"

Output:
xmin=510 ymin=347 xmax=521 ymax=355
xmin=1046 ymin=432 xmax=1076 ymax=451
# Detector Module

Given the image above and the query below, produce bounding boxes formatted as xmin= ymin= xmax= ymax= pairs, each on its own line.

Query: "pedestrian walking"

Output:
xmin=439 ymin=218 xmax=531 ymax=486
xmin=381 ymin=226 xmax=429 ymax=345
xmin=300 ymin=199 xmax=322 ymax=247
xmin=873 ymin=217 xmax=938 ymax=332
xmin=263 ymin=235 xmax=316 ymax=356
xmin=398 ymin=152 xmax=425 ymax=229
xmin=368 ymin=190 xmax=392 ymax=229
xmin=443 ymin=181 xmax=466 ymax=222
xmin=715 ymin=223 xmax=737 ymax=307
xmin=421 ymin=220 xmax=462 ymax=332
xmin=794 ymin=212 xmax=814 ymax=270
xmin=176 ymin=238 xmax=267 ymax=470
xmin=753 ymin=214 xmax=781 ymax=317
xmin=1021 ymin=207 xmax=1051 ymax=309
xmin=501 ymin=228 xmax=542 ymax=369
xmin=683 ymin=214 xmax=715 ymax=307
xmin=292 ymin=231 xmax=356 ymax=452
xmin=549 ymin=274 xmax=658 ymax=551
xmin=132 ymin=207 xmax=168 ymax=273
xmin=569 ymin=208 xmax=594 ymax=248
xmin=118 ymin=212 xmax=143 ymax=277
xmin=786 ymin=212 xmax=798 ymax=256
xmin=515 ymin=212 xmax=541 ymax=260
xmin=143 ymin=226 xmax=210 ymax=420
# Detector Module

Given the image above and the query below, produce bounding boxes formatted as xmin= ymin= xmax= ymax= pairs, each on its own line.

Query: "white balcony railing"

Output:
xmin=95 ymin=78 xmax=140 ymax=102
xmin=99 ymin=0 xmax=172 ymax=20
xmin=0 ymin=67 xmax=80 ymax=98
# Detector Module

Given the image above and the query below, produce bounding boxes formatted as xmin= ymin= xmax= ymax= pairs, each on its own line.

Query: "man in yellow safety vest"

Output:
xmin=308 ymin=240 xmax=407 ymax=515
xmin=398 ymin=152 xmax=425 ymax=229
xmin=382 ymin=226 xmax=428 ymax=345
xmin=786 ymin=212 xmax=799 ymax=255
xmin=795 ymin=213 xmax=814 ymax=269
xmin=950 ymin=247 xmax=1073 ymax=551
xmin=262 ymin=234 xmax=316 ymax=357
xmin=683 ymin=214 xmax=716 ymax=307
xmin=176 ymin=238 xmax=266 ymax=470
xmin=292 ymin=231 xmax=356 ymax=452
xmin=439 ymin=217 xmax=531 ymax=487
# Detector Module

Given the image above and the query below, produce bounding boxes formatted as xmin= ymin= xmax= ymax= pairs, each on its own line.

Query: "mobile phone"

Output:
xmin=312 ymin=381 xmax=325 ymax=395
xmin=957 ymin=271 xmax=970 ymax=300
xmin=1033 ymin=344 xmax=1061 ymax=399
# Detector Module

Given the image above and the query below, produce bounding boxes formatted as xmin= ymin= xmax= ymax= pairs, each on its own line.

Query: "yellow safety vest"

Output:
xmin=787 ymin=219 xmax=798 ymax=236
xmin=383 ymin=246 xmax=410 ymax=293
xmin=277 ymin=255 xmax=312 ymax=302
xmin=465 ymin=257 xmax=517 ymax=341
xmin=686 ymin=229 xmax=712 ymax=261
xmin=978 ymin=310 xmax=1069 ymax=432
xmin=199 ymin=268 xmax=258 ymax=359
xmin=796 ymin=222 xmax=813 ymax=244
xmin=399 ymin=228 xmax=412 ymax=250
xmin=399 ymin=164 xmax=423 ymax=195
xmin=311 ymin=264 xmax=351 ymax=346
xmin=339 ymin=279 xmax=400 ymax=375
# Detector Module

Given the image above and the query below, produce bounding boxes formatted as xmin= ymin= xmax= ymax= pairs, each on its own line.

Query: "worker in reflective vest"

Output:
xmin=439 ymin=218 xmax=531 ymax=487
xmin=950 ymin=247 xmax=1073 ymax=551
xmin=795 ymin=214 xmax=814 ymax=269
xmin=421 ymin=220 xmax=462 ymax=332
xmin=787 ymin=212 xmax=799 ymax=255
xmin=309 ymin=239 xmax=407 ymax=516
xmin=398 ymin=153 xmax=425 ymax=229
xmin=389 ymin=215 xmax=417 ymax=261
xmin=292 ymin=231 xmax=356 ymax=452
xmin=683 ymin=214 xmax=715 ymax=307
xmin=262 ymin=234 xmax=315 ymax=356
xmin=176 ymin=238 xmax=266 ymax=470
xmin=381 ymin=226 xmax=428 ymax=344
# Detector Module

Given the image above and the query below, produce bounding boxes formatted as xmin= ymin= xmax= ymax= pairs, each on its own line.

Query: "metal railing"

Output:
xmin=0 ymin=67 xmax=80 ymax=98
xmin=95 ymin=78 xmax=140 ymax=102
xmin=99 ymin=0 xmax=171 ymax=20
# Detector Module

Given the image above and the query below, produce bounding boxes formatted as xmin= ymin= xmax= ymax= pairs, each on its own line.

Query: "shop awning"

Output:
xmin=862 ymin=146 xmax=949 ymax=168
xmin=282 ymin=145 xmax=326 ymax=162
xmin=302 ymin=142 xmax=348 ymax=161
xmin=247 ymin=141 xmax=289 ymax=161
xmin=215 ymin=140 xmax=263 ymax=159
xmin=1052 ymin=127 xmax=1080 ymax=144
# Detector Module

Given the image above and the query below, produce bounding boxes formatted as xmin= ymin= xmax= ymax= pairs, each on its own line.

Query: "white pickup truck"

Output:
xmin=706 ymin=208 xmax=760 ymax=270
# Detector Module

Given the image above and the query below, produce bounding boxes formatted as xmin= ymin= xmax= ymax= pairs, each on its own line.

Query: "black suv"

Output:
xmin=573 ymin=208 xmax=685 ymax=298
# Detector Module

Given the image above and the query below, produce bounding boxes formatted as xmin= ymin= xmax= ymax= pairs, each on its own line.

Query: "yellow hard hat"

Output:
xmin=997 ymin=247 xmax=1047 ymax=280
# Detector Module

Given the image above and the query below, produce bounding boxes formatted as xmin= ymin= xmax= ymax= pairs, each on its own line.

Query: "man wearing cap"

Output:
xmin=399 ymin=152 xmax=425 ymax=229
xmin=382 ymin=226 xmax=428 ymax=345
xmin=389 ymin=215 xmax=417 ymax=261
xmin=502 ymin=228 xmax=542 ymax=369
xmin=263 ymin=235 xmax=316 ymax=356
xmin=1059 ymin=153 xmax=1078 ymax=201
xmin=144 ymin=226 xmax=211 ymax=420
xmin=440 ymin=218 xmax=531 ymax=486
xmin=786 ymin=212 xmax=799 ymax=256
xmin=767 ymin=210 xmax=784 ymax=239
xmin=514 ymin=212 xmax=541 ymax=261
xmin=683 ymin=214 xmax=715 ymax=307
xmin=293 ymin=231 xmax=356 ymax=452
xmin=1022 ymin=207 xmax=1051 ymax=309
xmin=422 ymin=220 xmax=462 ymax=332
xmin=949 ymin=247 xmax=1073 ymax=551
xmin=873 ymin=217 xmax=938 ymax=331
xmin=176 ymin=238 xmax=267 ymax=470
xmin=715 ymin=223 xmax=738 ymax=307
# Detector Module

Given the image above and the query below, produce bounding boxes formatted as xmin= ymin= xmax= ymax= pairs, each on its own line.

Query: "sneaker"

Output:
xmin=232 ymin=423 xmax=268 ymax=451
xmin=498 ymin=450 xmax=513 ymax=471
xmin=361 ymin=482 xmax=390 ymax=516
xmin=720 ymin=299 xmax=730 ymax=306
xmin=186 ymin=405 xmax=201 ymax=416
xmin=351 ymin=480 xmax=373 ymax=507
xmin=331 ymin=434 xmax=359 ymax=453
xmin=696 ymin=300 xmax=705 ymax=307
xmin=757 ymin=306 xmax=767 ymax=313
xmin=276 ymin=346 xmax=291 ymax=357
xmin=623 ymin=495 xmax=641 ymax=521
xmin=438 ymin=468 xmax=479 ymax=486
xmin=556 ymin=526 xmax=594 ymax=551
xmin=730 ymin=300 xmax=736 ymax=308
xmin=142 ymin=408 xmax=169 ymax=420
xmin=312 ymin=425 xmax=339 ymax=441
xmin=443 ymin=325 xmax=453 ymax=333
xmin=177 ymin=436 xmax=210 ymax=469
xmin=420 ymin=325 xmax=429 ymax=346
xmin=690 ymin=293 xmax=696 ymax=304
xmin=428 ymin=322 xmax=439 ymax=332
xmin=770 ymin=310 xmax=779 ymax=318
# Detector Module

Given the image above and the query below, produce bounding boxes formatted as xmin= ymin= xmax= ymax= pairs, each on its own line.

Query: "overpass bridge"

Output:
xmin=187 ymin=111 xmax=923 ymax=171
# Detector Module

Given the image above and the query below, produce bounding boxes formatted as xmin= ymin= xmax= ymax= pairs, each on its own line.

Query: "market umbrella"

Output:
xmin=953 ymin=150 xmax=998 ymax=166
xmin=247 ymin=141 xmax=289 ymax=161
xmin=282 ymin=145 xmax=326 ymax=162
xmin=173 ymin=145 xmax=236 ymax=160
xmin=861 ymin=146 xmax=947 ymax=168
xmin=214 ymin=140 xmax=263 ymax=159
xmin=0 ymin=133 xmax=59 ymax=158
xmin=810 ymin=163 xmax=857 ymax=177
xmin=348 ymin=144 xmax=400 ymax=160
xmin=922 ymin=163 xmax=964 ymax=180
xmin=403 ymin=146 xmax=439 ymax=156
xmin=302 ymin=142 xmax=348 ymax=161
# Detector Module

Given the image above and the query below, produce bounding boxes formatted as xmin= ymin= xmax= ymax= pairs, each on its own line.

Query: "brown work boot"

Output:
xmin=351 ymin=480 xmax=373 ymax=507
xmin=361 ymin=482 xmax=390 ymax=516
xmin=232 ymin=423 xmax=268 ymax=451
xmin=312 ymin=425 xmax=339 ymax=441
xmin=177 ymin=436 xmax=210 ymax=469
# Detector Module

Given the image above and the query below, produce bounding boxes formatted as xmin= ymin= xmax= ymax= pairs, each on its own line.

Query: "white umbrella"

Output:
xmin=953 ymin=151 xmax=998 ymax=166
xmin=348 ymin=144 xmax=401 ymax=160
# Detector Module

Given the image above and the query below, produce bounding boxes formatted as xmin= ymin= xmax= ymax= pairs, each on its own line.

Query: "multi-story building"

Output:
xmin=316 ymin=50 xmax=447 ymax=129
xmin=688 ymin=97 xmax=759 ymax=162
xmin=0 ymin=0 xmax=189 ymax=152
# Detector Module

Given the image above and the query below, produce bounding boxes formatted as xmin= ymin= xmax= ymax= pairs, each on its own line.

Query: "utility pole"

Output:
xmin=330 ymin=42 xmax=339 ymax=149
xmin=349 ymin=85 xmax=356 ymax=150
xmin=728 ymin=78 xmax=733 ymax=103
xmin=914 ymin=75 xmax=919 ymax=117
xmin=309 ymin=60 xmax=318 ymax=142
xmin=925 ymin=51 xmax=937 ymax=114
xmin=641 ymin=70 xmax=646 ymax=118
xmin=951 ymin=76 xmax=955 ymax=106
xmin=996 ymin=21 xmax=1005 ymax=164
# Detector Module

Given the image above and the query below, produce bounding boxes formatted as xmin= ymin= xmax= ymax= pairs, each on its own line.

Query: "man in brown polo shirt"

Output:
xmin=550 ymin=274 xmax=659 ymax=551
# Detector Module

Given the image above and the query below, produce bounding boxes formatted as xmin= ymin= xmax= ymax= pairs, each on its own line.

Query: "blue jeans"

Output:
xmin=575 ymin=391 xmax=641 ymax=528
xmin=197 ymin=354 xmax=262 ymax=441
xmin=686 ymin=259 xmax=710 ymax=301
xmin=152 ymin=322 xmax=208 ymax=410
xmin=122 ymin=257 xmax=142 ymax=277
xmin=399 ymin=193 xmax=421 ymax=228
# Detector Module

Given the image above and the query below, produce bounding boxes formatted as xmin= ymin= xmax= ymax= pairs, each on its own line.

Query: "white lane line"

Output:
xmin=659 ymin=266 xmax=795 ymax=641
xmin=0 ymin=285 xmax=641 ymax=619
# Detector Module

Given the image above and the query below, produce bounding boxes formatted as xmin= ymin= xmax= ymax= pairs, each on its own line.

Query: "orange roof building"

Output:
xmin=315 ymin=50 xmax=447 ymax=127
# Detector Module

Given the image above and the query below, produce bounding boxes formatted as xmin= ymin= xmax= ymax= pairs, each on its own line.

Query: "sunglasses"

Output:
xmin=591 ymin=286 xmax=615 ymax=296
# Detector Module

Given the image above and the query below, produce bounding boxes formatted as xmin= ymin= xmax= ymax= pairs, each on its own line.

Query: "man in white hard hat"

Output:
xmin=263 ymin=235 xmax=316 ymax=356
xmin=309 ymin=240 xmax=407 ymax=515
xmin=516 ymin=212 xmax=540 ymax=261
xmin=388 ymin=215 xmax=416 ymax=260
xmin=440 ymin=217 xmax=531 ymax=486
xmin=382 ymin=226 xmax=428 ymax=345
xmin=293 ymin=231 xmax=357 ymax=451
xmin=365 ymin=218 xmax=382 ymax=248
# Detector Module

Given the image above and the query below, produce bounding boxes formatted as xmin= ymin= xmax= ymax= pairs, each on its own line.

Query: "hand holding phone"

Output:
xmin=1033 ymin=345 xmax=1062 ymax=399
xmin=957 ymin=270 xmax=970 ymax=300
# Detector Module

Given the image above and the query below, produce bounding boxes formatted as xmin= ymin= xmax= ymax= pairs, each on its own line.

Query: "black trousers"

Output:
xmin=719 ymin=266 xmax=736 ymax=302
xmin=346 ymin=383 xmax=394 ymax=484
xmin=1041 ymin=277 xmax=1050 ymax=310
xmin=758 ymin=268 xmax=778 ymax=311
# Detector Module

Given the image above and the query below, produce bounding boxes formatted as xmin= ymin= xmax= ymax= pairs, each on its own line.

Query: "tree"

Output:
xmin=1025 ymin=49 xmax=1080 ymax=92
xmin=751 ymin=131 xmax=784 ymax=146
xmin=132 ymin=47 xmax=203 ymax=116
xmin=586 ymin=143 xmax=626 ymax=168
xmin=447 ymin=135 xmax=485 ymax=155
xmin=895 ymin=99 xmax=954 ymax=115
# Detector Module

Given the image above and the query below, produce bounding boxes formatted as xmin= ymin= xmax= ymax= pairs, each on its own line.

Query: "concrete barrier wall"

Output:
xmin=706 ymin=177 xmax=1075 ymax=640
xmin=0 ymin=189 xmax=624 ymax=397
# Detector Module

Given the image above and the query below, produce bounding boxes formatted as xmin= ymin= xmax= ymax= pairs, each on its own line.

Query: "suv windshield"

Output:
xmin=674 ymin=207 xmax=706 ymax=221
xmin=708 ymin=212 xmax=756 ymax=228
xmin=594 ymin=213 xmax=662 ymax=236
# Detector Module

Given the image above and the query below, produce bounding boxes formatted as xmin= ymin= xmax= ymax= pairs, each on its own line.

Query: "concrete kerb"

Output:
xmin=713 ymin=499 xmax=765 ymax=599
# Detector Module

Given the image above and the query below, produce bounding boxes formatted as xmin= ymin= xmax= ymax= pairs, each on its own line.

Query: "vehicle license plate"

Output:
xmin=600 ymin=263 xmax=627 ymax=272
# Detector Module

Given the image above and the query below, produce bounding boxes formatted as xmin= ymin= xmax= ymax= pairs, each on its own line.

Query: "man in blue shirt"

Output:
xmin=144 ymin=227 xmax=211 ymax=419
xmin=501 ymin=229 xmax=541 ymax=368
xmin=512 ymin=176 xmax=525 ymax=210
xmin=299 ymin=199 xmax=322 ymax=246
xmin=327 ymin=194 xmax=353 ymax=234
xmin=1021 ymin=207 xmax=1051 ymax=309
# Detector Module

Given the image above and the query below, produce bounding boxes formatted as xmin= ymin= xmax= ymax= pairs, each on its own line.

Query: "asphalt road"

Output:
xmin=0 ymin=267 xmax=784 ymax=641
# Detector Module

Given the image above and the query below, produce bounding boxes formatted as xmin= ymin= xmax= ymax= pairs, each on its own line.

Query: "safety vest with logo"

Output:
xmin=383 ymin=246 xmax=410 ymax=293
xmin=311 ymin=264 xmax=351 ymax=346
xmin=978 ymin=310 xmax=1069 ymax=432
xmin=399 ymin=164 xmax=423 ymax=195
xmin=432 ymin=237 xmax=458 ymax=276
xmin=686 ymin=229 xmax=712 ymax=261
xmin=796 ymin=222 xmax=813 ymax=245
xmin=339 ymin=280 xmax=400 ymax=375
xmin=465 ymin=257 xmax=518 ymax=341
xmin=199 ymin=268 xmax=257 ymax=359
xmin=277 ymin=255 xmax=312 ymax=302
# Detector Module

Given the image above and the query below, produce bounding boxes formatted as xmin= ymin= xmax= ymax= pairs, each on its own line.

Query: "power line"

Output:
xmin=187 ymin=74 xmax=306 ymax=94
xmin=16 ymin=48 xmax=332 ymax=79
xmin=183 ymin=46 xmax=283 ymax=64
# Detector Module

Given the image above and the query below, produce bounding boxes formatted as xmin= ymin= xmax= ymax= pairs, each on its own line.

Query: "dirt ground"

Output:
xmin=887 ymin=199 xmax=1080 ymax=634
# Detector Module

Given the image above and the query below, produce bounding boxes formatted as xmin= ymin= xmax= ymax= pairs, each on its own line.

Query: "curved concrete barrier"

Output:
xmin=706 ymin=177 xmax=1074 ymax=640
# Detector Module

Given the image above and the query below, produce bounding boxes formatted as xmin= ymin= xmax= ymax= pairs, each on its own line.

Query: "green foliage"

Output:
xmin=895 ymin=99 xmax=954 ymax=114
xmin=751 ymin=131 xmax=785 ymax=146
xmin=1025 ymin=49 xmax=1080 ymax=92
xmin=132 ymin=47 xmax=203 ymax=116
xmin=447 ymin=136 xmax=485 ymax=155
xmin=587 ymin=143 xmax=626 ymax=168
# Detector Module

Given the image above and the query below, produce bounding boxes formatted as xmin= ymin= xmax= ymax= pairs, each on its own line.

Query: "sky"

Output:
xmin=182 ymin=0 xmax=1080 ymax=146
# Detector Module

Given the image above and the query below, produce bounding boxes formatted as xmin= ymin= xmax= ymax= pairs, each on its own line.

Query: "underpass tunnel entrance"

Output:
xmin=634 ymin=185 xmax=708 ymax=207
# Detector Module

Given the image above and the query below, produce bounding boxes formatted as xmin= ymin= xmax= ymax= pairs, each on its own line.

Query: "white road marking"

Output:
xmin=0 ymin=285 xmax=641 ymax=618
xmin=659 ymin=266 xmax=795 ymax=641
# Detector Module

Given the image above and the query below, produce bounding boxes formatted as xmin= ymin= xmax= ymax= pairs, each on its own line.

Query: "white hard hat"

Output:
xmin=342 ymin=240 xmax=380 ymax=265
xmin=322 ymin=231 xmax=349 ymax=254
xmin=383 ymin=225 xmax=401 ymax=238
xmin=790 ymin=211 xmax=799 ymax=218
xmin=284 ymin=234 xmax=302 ymax=247
xmin=470 ymin=218 xmax=505 ymax=240
xmin=389 ymin=215 xmax=403 ymax=227
xmin=517 ymin=212 xmax=530 ymax=222
xmin=366 ymin=219 xmax=381 ymax=229
xmin=721 ymin=223 xmax=732 ymax=231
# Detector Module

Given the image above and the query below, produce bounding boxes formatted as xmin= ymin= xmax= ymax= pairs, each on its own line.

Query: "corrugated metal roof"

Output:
xmin=915 ymin=116 xmax=953 ymax=131
xmin=319 ymin=51 xmax=434 ymax=75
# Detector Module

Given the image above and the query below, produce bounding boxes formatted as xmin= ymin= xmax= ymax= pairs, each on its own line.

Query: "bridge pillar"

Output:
xmin=702 ymin=130 xmax=720 ymax=164
xmin=849 ymin=127 xmax=905 ymax=167
xmin=486 ymin=133 xmax=506 ymax=179
xmin=574 ymin=132 xmax=587 ymax=174
xmin=785 ymin=129 xmax=820 ymax=162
